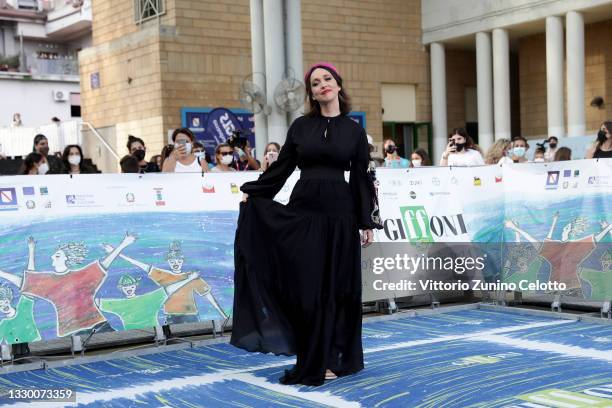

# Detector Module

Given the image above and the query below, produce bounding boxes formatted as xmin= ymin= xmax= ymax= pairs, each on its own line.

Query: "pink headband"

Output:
xmin=304 ymin=62 xmax=340 ymax=83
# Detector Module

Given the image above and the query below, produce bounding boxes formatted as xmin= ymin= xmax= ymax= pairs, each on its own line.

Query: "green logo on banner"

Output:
xmin=400 ymin=206 xmax=434 ymax=242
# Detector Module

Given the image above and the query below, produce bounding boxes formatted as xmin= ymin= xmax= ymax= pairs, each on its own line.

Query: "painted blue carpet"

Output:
xmin=0 ymin=309 xmax=610 ymax=407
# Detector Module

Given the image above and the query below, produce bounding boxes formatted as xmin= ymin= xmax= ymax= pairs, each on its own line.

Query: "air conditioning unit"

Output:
xmin=52 ymin=90 xmax=68 ymax=102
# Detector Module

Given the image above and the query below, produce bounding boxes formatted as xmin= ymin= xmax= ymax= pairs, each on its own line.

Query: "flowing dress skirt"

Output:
xmin=231 ymin=171 xmax=364 ymax=386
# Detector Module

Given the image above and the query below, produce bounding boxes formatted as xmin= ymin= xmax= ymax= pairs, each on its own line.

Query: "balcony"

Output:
xmin=45 ymin=0 xmax=92 ymax=40
xmin=29 ymin=54 xmax=79 ymax=76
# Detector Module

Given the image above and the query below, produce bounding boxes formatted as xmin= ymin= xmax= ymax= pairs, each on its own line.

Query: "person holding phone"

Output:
xmin=162 ymin=128 xmax=209 ymax=173
xmin=586 ymin=121 xmax=612 ymax=159
xmin=232 ymin=62 xmax=382 ymax=386
xmin=261 ymin=142 xmax=281 ymax=171
xmin=439 ymin=128 xmax=485 ymax=166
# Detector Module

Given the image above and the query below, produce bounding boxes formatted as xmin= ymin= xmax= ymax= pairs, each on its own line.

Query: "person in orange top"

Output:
xmin=103 ymin=241 xmax=227 ymax=325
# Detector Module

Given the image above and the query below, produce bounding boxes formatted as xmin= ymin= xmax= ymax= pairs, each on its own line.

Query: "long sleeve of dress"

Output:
xmin=350 ymin=129 xmax=383 ymax=230
xmin=240 ymin=123 xmax=298 ymax=199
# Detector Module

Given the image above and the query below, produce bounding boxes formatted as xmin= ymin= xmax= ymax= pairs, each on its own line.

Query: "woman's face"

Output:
xmin=35 ymin=138 xmax=49 ymax=155
xmin=513 ymin=139 xmax=527 ymax=149
xmin=68 ymin=147 xmax=80 ymax=158
xmin=216 ymin=146 xmax=233 ymax=164
xmin=310 ymin=68 xmax=341 ymax=104
xmin=410 ymin=152 xmax=422 ymax=162
xmin=266 ymin=144 xmax=279 ymax=155
xmin=601 ymin=124 xmax=612 ymax=139
xmin=450 ymin=134 xmax=465 ymax=145
xmin=129 ymin=141 xmax=145 ymax=154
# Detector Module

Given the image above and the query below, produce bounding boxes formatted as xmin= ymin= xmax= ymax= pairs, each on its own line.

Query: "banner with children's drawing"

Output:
xmin=0 ymin=159 xmax=609 ymax=345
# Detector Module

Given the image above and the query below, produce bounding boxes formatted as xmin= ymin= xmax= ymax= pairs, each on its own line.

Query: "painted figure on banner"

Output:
xmin=103 ymin=241 xmax=228 ymax=323
xmin=97 ymin=270 xmax=200 ymax=331
xmin=0 ymin=285 xmax=41 ymax=344
xmin=504 ymin=213 xmax=612 ymax=296
xmin=0 ymin=234 xmax=136 ymax=337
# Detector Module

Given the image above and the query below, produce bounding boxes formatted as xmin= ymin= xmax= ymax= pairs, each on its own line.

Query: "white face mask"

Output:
xmin=513 ymin=147 xmax=526 ymax=157
xmin=68 ymin=155 xmax=81 ymax=165
xmin=194 ymin=151 xmax=205 ymax=160
xmin=37 ymin=162 xmax=49 ymax=175
xmin=220 ymin=155 xmax=233 ymax=165
xmin=412 ymin=159 xmax=422 ymax=167
xmin=266 ymin=151 xmax=279 ymax=164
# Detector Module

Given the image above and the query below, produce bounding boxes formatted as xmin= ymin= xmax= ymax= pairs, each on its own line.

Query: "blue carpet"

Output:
xmin=0 ymin=308 xmax=610 ymax=407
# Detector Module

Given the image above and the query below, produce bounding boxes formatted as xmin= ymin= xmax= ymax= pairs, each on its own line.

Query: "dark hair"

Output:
xmin=171 ymin=128 xmax=195 ymax=142
xmin=548 ymin=136 xmax=558 ymax=142
xmin=193 ymin=141 xmax=204 ymax=150
xmin=33 ymin=134 xmax=47 ymax=152
xmin=598 ymin=121 xmax=612 ymax=146
xmin=215 ymin=143 xmax=231 ymax=156
xmin=120 ymin=155 xmax=140 ymax=173
xmin=126 ymin=135 xmax=145 ymax=153
xmin=305 ymin=66 xmax=351 ymax=117
xmin=450 ymin=128 xmax=476 ymax=150
xmin=554 ymin=147 xmax=572 ymax=161
xmin=535 ymin=147 xmax=546 ymax=154
xmin=160 ymin=144 xmax=174 ymax=169
xmin=412 ymin=148 xmax=431 ymax=166
xmin=21 ymin=152 xmax=44 ymax=175
xmin=61 ymin=144 xmax=86 ymax=173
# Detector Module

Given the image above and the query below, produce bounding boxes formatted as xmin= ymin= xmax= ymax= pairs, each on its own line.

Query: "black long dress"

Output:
xmin=231 ymin=113 xmax=382 ymax=386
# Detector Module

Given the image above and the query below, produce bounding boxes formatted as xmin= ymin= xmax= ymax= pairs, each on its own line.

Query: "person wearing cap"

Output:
xmin=97 ymin=272 xmax=199 ymax=331
xmin=233 ymin=62 xmax=382 ymax=386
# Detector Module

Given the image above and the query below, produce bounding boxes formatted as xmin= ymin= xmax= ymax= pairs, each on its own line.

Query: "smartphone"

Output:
xmin=177 ymin=139 xmax=187 ymax=146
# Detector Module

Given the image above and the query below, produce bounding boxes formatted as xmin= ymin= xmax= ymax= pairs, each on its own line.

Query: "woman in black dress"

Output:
xmin=231 ymin=62 xmax=382 ymax=386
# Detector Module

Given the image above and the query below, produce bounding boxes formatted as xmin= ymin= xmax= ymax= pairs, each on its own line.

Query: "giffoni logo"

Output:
xmin=383 ymin=206 xmax=468 ymax=242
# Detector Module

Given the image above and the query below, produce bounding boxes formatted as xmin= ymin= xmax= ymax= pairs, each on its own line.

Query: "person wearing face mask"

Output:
xmin=32 ymin=134 xmax=62 ymax=174
xmin=410 ymin=148 xmax=431 ymax=167
xmin=440 ymin=128 xmax=485 ymax=166
xmin=210 ymin=143 xmax=237 ymax=172
xmin=586 ymin=121 xmax=612 ymax=159
xmin=382 ymin=139 xmax=409 ymax=168
xmin=62 ymin=144 xmax=94 ymax=174
xmin=544 ymin=136 xmax=559 ymax=162
xmin=20 ymin=153 xmax=49 ymax=175
xmin=261 ymin=142 xmax=281 ymax=171
xmin=233 ymin=140 xmax=260 ymax=171
xmin=162 ymin=128 xmax=208 ymax=173
xmin=533 ymin=148 xmax=546 ymax=163
xmin=497 ymin=136 xmax=529 ymax=164
xmin=127 ymin=135 xmax=159 ymax=173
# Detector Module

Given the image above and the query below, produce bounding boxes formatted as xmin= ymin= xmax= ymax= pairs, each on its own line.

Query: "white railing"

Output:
xmin=0 ymin=121 xmax=82 ymax=156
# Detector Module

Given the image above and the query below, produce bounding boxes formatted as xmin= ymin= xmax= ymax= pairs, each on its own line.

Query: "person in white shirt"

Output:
xmin=440 ymin=128 xmax=484 ymax=166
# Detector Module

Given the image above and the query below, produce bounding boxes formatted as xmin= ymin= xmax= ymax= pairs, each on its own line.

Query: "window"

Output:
xmin=134 ymin=0 xmax=165 ymax=24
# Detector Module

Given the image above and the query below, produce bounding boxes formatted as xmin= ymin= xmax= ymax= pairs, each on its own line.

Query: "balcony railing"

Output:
xmin=29 ymin=56 xmax=79 ymax=76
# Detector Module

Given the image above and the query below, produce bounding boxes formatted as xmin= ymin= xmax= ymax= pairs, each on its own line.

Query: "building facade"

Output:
xmin=0 ymin=0 xmax=91 ymax=127
xmin=79 ymin=0 xmax=431 ymax=165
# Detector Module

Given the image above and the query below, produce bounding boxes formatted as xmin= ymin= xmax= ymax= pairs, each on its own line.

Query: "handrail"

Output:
xmin=81 ymin=121 xmax=120 ymax=161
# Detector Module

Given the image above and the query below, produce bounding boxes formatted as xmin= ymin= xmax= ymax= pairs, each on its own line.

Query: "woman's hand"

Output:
xmin=242 ymin=193 xmax=249 ymax=202
xmin=173 ymin=144 xmax=187 ymax=160
xmin=361 ymin=229 xmax=374 ymax=247
xmin=443 ymin=141 xmax=456 ymax=159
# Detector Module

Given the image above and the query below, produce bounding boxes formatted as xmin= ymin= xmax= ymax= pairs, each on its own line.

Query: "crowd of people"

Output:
xmin=8 ymin=120 xmax=612 ymax=176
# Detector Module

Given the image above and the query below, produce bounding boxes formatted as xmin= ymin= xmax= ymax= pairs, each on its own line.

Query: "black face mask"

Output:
xmin=133 ymin=149 xmax=146 ymax=161
xmin=455 ymin=143 xmax=466 ymax=152
xmin=386 ymin=145 xmax=397 ymax=154
xmin=597 ymin=130 xmax=607 ymax=144
xmin=39 ymin=146 xmax=49 ymax=156
xmin=549 ymin=143 xmax=557 ymax=148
